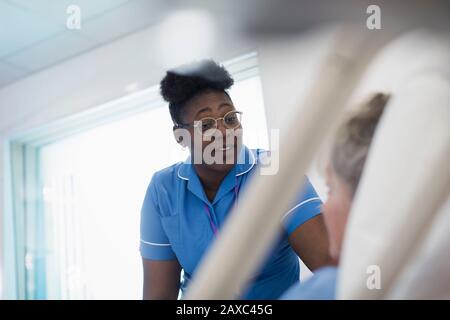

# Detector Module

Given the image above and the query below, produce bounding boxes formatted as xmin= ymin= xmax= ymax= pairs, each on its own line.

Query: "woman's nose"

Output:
xmin=216 ymin=119 xmax=228 ymax=135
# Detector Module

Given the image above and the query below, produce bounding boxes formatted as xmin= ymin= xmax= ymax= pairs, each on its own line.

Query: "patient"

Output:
xmin=281 ymin=92 xmax=390 ymax=300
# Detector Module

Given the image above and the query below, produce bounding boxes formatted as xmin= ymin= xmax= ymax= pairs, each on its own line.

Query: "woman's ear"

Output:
xmin=173 ymin=125 xmax=188 ymax=147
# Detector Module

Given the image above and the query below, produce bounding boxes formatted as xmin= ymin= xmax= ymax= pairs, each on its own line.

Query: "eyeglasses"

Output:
xmin=177 ymin=110 xmax=243 ymax=133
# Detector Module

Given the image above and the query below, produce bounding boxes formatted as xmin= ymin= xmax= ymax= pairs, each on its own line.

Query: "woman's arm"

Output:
xmin=288 ymin=214 xmax=334 ymax=271
xmin=142 ymin=258 xmax=182 ymax=300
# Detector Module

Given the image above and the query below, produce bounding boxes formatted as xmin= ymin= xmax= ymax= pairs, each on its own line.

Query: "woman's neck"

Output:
xmin=194 ymin=164 xmax=231 ymax=202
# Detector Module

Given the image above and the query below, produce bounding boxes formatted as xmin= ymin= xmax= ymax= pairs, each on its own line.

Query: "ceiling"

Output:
xmin=0 ymin=0 xmax=167 ymax=88
xmin=1 ymin=0 xmax=448 ymax=89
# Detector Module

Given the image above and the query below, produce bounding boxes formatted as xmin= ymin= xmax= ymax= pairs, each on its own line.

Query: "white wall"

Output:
xmin=258 ymin=27 xmax=338 ymax=202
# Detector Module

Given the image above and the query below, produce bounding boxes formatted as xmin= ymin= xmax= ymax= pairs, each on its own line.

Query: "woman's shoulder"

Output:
xmin=150 ymin=161 xmax=185 ymax=185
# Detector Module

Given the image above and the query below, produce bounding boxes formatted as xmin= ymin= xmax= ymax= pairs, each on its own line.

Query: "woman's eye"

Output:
xmin=225 ymin=115 xmax=237 ymax=124
xmin=202 ymin=121 xmax=214 ymax=131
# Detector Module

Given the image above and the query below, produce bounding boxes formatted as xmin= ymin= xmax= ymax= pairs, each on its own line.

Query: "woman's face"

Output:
xmin=180 ymin=90 xmax=243 ymax=173
xmin=322 ymin=162 xmax=353 ymax=263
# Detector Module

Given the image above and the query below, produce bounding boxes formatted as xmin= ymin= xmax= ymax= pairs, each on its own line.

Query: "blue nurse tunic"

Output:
xmin=140 ymin=145 xmax=322 ymax=299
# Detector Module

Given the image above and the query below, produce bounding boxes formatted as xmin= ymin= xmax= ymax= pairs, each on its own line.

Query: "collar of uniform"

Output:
xmin=235 ymin=145 xmax=257 ymax=177
xmin=176 ymin=145 xmax=257 ymax=204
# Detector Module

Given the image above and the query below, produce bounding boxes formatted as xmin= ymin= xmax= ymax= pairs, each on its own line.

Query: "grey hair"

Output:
xmin=331 ymin=93 xmax=390 ymax=197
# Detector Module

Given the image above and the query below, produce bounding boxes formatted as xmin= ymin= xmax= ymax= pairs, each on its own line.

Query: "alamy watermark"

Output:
xmin=66 ymin=5 xmax=81 ymax=30
xmin=174 ymin=126 xmax=279 ymax=175
xmin=366 ymin=5 xmax=382 ymax=30
xmin=366 ymin=264 xmax=382 ymax=290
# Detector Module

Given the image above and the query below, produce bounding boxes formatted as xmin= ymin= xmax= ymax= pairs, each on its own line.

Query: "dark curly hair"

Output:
xmin=160 ymin=60 xmax=234 ymax=125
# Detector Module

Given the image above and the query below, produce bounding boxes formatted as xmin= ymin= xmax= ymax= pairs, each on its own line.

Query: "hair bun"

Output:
xmin=160 ymin=60 xmax=234 ymax=105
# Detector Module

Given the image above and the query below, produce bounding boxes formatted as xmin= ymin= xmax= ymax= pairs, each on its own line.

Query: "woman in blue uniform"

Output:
xmin=140 ymin=60 xmax=331 ymax=299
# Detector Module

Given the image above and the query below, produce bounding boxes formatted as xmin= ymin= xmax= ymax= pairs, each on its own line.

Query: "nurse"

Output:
xmin=140 ymin=60 xmax=331 ymax=299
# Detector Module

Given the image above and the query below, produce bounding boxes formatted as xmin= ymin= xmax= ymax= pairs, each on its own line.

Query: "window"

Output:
xmin=7 ymin=53 xmax=268 ymax=299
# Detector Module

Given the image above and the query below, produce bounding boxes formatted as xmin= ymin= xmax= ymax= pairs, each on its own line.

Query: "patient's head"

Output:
xmin=323 ymin=93 xmax=390 ymax=262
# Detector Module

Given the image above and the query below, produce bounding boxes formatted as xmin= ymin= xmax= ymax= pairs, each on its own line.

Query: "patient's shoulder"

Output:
xmin=280 ymin=266 xmax=338 ymax=300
